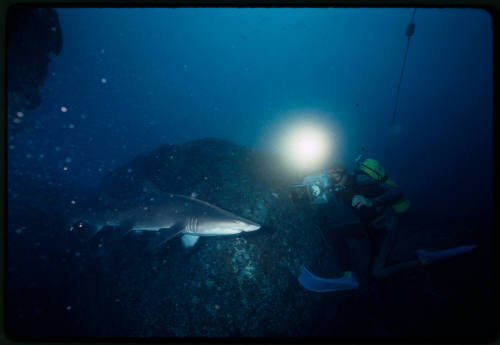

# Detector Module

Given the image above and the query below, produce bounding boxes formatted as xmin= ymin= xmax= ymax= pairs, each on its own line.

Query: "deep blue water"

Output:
xmin=7 ymin=7 xmax=494 ymax=339
xmin=9 ymin=8 xmax=493 ymax=217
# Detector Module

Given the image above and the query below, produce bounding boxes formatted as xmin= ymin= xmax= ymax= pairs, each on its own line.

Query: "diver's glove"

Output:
xmin=352 ymin=195 xmax=373 ymax=208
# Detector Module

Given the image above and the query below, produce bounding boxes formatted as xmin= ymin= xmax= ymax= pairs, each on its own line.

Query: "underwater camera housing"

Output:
xmin=290 ymin=172 xmax=333 ymax=205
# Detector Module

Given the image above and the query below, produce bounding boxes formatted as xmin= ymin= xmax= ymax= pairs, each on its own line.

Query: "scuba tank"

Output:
xmin=355 ymin=147 xmax=410 ymax=213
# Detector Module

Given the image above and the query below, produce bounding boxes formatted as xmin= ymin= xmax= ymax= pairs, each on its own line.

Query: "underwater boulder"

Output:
xmin=7 ymin=7 xmax=63 ymax=132
xmin=92 ymin=137 xmax=334 ymax=336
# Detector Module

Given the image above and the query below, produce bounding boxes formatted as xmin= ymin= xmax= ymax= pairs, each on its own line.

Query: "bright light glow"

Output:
xmin=281 ymin=120 xmax=334 ymax=171
xmin=289 ymin=127 xmax=327 ymax=165
xmin=258 ymin=110 xmax=341 ymax=173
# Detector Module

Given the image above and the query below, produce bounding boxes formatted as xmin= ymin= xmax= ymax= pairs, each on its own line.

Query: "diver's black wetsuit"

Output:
xmin=329 ymin=170 xmax=404 ymax=281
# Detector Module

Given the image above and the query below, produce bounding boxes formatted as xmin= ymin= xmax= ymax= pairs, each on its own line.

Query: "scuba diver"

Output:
xmin=298 ymin=158 xmax=477 ymax=293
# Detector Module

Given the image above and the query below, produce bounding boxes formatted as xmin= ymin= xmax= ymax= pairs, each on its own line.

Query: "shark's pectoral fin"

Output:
xmin=181 ymin=234 xmax=200 ymax=248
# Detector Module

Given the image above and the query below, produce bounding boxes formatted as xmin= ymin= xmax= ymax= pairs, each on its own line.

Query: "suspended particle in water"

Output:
xmin=55 ymin=146 xmax=61 ymax=152
xmin=16 ymin=111 xmax=24 ymax=118
xmin=70 ymin=200 xmax=76 ymax=205
xmin=61 ymin=106 xmax=68 ymax=112
xmin=13 ymin=118 xmax=22 ymax=124
xmin=68 ymin=124 xmax=75 ymax=129
xmin=66 ymin=306 xmax=72 ymax=311
xmin=65 ymin=157 xmax=72 ymax=163
xmin=63 ymin=166 xmax=68 ymax=171
xmin=101 ymin=78 xmax=107 ymax=84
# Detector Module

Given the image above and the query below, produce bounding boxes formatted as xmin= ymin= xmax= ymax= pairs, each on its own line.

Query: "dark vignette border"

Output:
xmin=0 ymin=1 xmax=498 ymax=345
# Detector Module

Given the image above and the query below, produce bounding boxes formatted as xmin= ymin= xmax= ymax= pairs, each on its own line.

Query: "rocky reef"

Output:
xmin=7 ymin=138 xmax=490 ymax=338
xmin=85 ymin=137 xmax=334 ymax=336
xmin=7 ymin=7 xmax=62 ymax=132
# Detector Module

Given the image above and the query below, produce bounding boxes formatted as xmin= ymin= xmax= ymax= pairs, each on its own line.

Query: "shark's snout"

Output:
xmin=231 ymin=217 xmax=261 ymax=232
xmin=244 ymin=224 xmax=261 ymax=232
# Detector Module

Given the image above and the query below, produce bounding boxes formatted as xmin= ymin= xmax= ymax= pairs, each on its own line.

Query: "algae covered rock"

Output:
xmin=91 ymin=137 xmax=331 ymax=336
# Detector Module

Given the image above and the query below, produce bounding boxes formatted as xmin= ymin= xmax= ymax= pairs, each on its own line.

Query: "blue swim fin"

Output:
xmin=417 ymin=245 xmax=477 ymax=265
xmin=298 ymin=266 xmax=359 ymax=293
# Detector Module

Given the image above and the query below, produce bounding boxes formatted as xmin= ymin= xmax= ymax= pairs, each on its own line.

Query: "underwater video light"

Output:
xmin=283 ymin=121 xmax=332 ymax=171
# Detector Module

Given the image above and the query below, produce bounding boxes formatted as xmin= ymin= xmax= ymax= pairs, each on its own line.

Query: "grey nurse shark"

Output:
xmin=72 ymin=188 xmax=261 ymax=249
